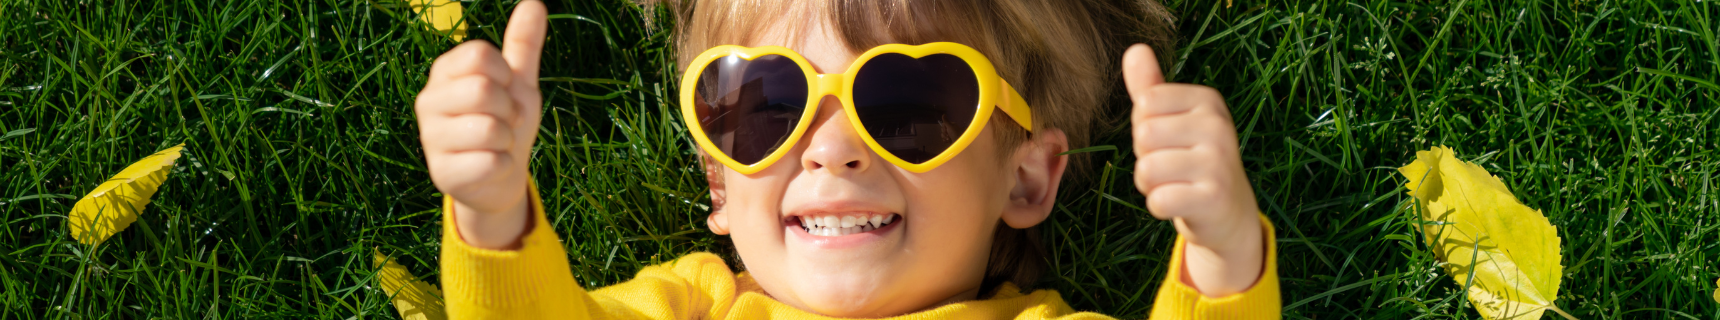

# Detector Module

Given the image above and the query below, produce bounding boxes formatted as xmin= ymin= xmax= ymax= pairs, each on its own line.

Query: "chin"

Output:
xmin=794 ymin=262 xmax=897 ymax=314
xmin=799 ymin=290 xmax=886 ymax=317
xmin=745 ymin=254 xmax=904 ymax=317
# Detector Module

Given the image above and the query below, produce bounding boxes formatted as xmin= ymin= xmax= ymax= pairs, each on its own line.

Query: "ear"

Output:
xmin=1002 ymin=129 xmax=1069 ymax=229
xmin=702 ymin=153 xmax=732 ymax=235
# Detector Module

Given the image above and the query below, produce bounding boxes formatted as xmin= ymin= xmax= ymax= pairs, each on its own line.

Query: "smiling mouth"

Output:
xmin=790 ymin=214 xmax=901 ymax=236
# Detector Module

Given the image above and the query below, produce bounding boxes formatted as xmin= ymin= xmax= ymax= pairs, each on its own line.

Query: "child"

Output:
xmin=412 ymin=0 xmax=1278 ymax=318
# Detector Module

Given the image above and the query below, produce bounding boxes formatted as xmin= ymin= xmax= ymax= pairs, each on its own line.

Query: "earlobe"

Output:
xmin=1002 ymin=129 xmax=1070 ymax=229
xmin=703 ymin=153 xmax=732 ymax=235
xmin=707 ymin=211 xmax=730 ymax=235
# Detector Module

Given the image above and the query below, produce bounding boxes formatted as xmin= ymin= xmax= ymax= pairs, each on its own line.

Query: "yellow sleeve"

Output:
xmin=440 ymin=182 xmax=738 ymax=319
xmin=1148 ymin=214 xmax=1281 ymax=320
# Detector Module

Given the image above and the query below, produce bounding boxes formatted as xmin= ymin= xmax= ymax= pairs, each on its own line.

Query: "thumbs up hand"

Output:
xmin=1122 ymin=44 xmax=1266 ymax=296
xmin=414 ymin=1 xmax=547 ymax=249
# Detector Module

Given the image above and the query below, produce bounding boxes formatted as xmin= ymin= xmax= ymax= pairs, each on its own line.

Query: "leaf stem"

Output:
xmin=1546 ymin=305 xmax=1578 ymax=320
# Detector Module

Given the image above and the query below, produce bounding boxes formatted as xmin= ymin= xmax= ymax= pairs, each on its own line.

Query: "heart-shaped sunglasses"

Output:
xmin=679 ymin=42 xmax=1034 ymax=174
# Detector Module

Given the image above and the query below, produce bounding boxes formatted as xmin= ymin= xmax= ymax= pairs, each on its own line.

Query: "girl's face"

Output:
xmin=703 ymin=17 xmax=1064 ymax=317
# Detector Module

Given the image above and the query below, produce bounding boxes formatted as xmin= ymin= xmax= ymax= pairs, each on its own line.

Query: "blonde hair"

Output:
xmin=658 ymin=0 xmax=1177 ymax=294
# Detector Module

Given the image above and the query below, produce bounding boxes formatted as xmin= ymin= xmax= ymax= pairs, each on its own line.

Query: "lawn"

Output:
xmin=2 ymin=0 xmax=1717 ymax=319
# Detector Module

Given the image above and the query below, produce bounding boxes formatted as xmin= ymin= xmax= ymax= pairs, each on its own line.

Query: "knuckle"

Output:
xmin=1202 ymin=104 xmax=1236 ymax=124
xmin=1132 ymin=109 xmax=1154 ymax=126
xmin=449 ymin=77 xmax=508 ymax=109
xmin=454 ymin=40 xmax=502 ymax=60
xmin=413 ymin=89 xmax=439 ymax=113
xmin=1134 ymin=164 xmax=1153 ymax=186
xmin=468 ymin=77 xmax=507 ymax=99
xmin=428 ymin=160 xmax=472 ymax=187
xmin=438 ymin=47 xmax=485 ymax=71
xmin=429 ymin=51 xmax=469 ymax=74
xmin=455 ymin=73 xmax=501 ymax=90
xmin=439 ymin=46 xmax=505 ymax=76
xmin=464 ymin=115 xmax=504 ymax=133
xmin=1145 ymin=120 xmax=1175 ymax=139
xmin=1143 ymin=86 xmax=1173 ymax=100
xmin=1146 ymin=194 xmax=1182 ymax=216
xmin=1191 ymin=85 xmax=1223 ymax=100
xmin=1199 ymin=111 xmax=1231 ymax=128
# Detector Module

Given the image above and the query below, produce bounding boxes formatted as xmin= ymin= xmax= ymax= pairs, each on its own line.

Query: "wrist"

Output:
xmin=1177 ymin=213 xmax=1266 ymax=297
xmin=452 ymin=191 xmax=532 ymax=250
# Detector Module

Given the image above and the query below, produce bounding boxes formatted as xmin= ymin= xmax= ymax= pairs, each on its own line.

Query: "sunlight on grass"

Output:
xmin=1 ymin=0 xmax=1715 ymax=319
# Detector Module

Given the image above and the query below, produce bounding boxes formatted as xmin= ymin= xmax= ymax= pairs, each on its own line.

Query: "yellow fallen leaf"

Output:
xmin=375 ymin=250 xmax=446 ymax=320
xmin=67 ymin=144 xmax=184 ymax=245
xmin=411 ymin=0 xmax=467 ymax=41
xmin=1713 ymin=278 xmax=1718 ymax=303
xmin=1399 ymin=146 xmax=1573 ymax=320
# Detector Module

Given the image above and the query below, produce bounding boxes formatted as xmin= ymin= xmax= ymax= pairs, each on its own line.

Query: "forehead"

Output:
xmin=748 ymin=14 xmax=863 ymax=74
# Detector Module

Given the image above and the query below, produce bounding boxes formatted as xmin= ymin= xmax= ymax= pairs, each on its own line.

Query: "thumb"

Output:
xmin=1121 ymin=43 xmax=1165 ymax=100
xmin=500 ymin=0 xmax=548 ymax=84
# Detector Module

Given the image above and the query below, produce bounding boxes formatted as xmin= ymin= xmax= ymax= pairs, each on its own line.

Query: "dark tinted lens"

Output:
xmin=851 ymin=53 xmax=980 ymax=164
xmin=692 ymin=55 xmax=809 ymax=164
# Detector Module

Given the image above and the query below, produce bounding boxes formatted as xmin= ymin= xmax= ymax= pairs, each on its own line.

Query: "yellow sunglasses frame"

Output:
xmin=679 ymin=42 xmax=1033 ymax=174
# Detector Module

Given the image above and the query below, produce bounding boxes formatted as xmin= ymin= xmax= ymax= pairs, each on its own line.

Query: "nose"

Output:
xmin=800 ymin=98 xmax=872 ymax=175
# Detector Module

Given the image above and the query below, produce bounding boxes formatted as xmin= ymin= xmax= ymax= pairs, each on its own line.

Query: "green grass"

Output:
xmin=2 ymin=0 xmax=1716 ymax=318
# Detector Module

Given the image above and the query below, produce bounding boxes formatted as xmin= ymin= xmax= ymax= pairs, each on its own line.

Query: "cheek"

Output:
xmin=898 ymin=163 xmax=1009 ymax=249
xmin=903 ymin=139 xmax=1012 ymax=218
xmin=899 ymin=136 xmax=1015 ymax=249
xmin=721 ymin=170 xmax=795 ymax=274
xmin=722 ymin=170 xmax=793 ymax=232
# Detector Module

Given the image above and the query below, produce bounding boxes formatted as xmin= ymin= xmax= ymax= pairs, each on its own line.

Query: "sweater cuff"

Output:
xmin=1149 ymin=214 xmax=1281 ymax=319
xmin=440 ymin=181 xmax=579 ymax=309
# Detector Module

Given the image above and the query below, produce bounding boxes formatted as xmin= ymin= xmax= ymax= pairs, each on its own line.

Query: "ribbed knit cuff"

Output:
xmin=440 ymin=182 xmax=578 ymax=309
xmin=1149 ymin=214 xmax=1282 ymax=319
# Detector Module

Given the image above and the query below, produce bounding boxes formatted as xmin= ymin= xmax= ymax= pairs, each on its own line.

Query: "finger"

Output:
xmin=429 ymin=41 xmax=513 ymax=87
xmin=1137 ymin=148 xmax=1215 ymax=189
xmin=1146 ymin=183 xmax=1212 ymax=221
xmin=1133 ymin=115 xmax=1194 ymax=155
xmin=428 ymin=151 xmax=515 ymax=194
xmin=1133 ymin=84 xmax=1227 ymax=120
xmin=1134 ymin=112 xmax=1233 ymax=152
xmin=415 ymin=76 xmax=518 ymax=121
xmin=424 ymin=114 xmax=516 ymax=153
xmin=501 ymin=0 xmax=548 ymax=84
xmin=1122 ymin=43 xmax=1165 ymax=102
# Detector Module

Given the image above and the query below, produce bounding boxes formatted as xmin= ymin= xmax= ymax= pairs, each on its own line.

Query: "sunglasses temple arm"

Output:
xmin=998 ymin=80 xmax=1034 ymax=131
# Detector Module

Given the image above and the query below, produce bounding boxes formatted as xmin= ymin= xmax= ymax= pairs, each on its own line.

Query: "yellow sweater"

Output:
xmin=440 ymin=188 xmax=1280 ymax=319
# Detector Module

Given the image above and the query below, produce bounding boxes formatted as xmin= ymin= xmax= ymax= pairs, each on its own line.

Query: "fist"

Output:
xmin=414 ymin=1 xmax=547 ymax=249
xmin=1122 ymin=44 xmax=1264 ymax=295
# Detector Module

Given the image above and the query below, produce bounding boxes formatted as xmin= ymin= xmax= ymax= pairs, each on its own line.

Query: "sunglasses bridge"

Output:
xmin=815 ymin=74 xmax=844 ymax=97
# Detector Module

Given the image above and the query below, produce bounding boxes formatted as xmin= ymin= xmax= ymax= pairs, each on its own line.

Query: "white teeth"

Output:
xmin=799 ymin=214 xmax=902 ymax=236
